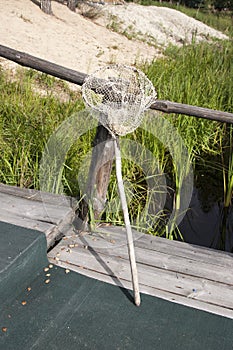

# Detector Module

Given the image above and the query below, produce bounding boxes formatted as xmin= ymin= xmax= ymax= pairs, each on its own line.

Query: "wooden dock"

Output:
xmin=1 ymin=184 xmax=233 ymax=319
xmin=0 ymin=183 xmax=77 ymax=248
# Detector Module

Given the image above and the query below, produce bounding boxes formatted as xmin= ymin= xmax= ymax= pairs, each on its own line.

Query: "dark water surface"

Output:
xmin=178 ymin=187 xmax=233 ymax=252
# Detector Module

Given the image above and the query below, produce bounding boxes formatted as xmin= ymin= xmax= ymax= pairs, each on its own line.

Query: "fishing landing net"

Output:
xmin=82 ymin=64 xmax=157 ymax=136
xmin=82 ymin=64 xmax=157 ymax=306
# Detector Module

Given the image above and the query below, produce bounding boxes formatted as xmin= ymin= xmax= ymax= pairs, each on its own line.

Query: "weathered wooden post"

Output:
xmin=78 ymin=124 xmax=114 ymax=228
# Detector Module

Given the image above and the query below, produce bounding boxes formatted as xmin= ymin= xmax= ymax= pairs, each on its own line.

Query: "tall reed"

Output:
xmin=0 ymin=39 xmax=232 ymax=243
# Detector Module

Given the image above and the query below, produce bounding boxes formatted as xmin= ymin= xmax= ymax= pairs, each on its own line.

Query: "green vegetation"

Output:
xmin=0 ymin=12 xmax=232 ymax=244
xmin=142 ymin=39 xmax=233 ymax=243
xmin=0 ymin=68 xmax=84 ymax=189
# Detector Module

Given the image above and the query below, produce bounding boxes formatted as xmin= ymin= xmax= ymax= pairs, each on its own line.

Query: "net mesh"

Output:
xmin=82 ymin=64 xmax=157 ymax=136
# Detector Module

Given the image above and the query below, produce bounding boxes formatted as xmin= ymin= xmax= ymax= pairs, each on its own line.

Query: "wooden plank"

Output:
xmin=0 ymin=183 xmax=77 ymax=206
xmin=1 ymin=192 xmax=72 ymax=225
xmin=1 ymin=184 xmax=233 ymax=318
xmin=0 ymin=184 xmax=77 ymax=247
xmin=94 ymin=225 xmax=233 ymax=268
xmin=0 ymin=208 xmax=55 ymax=234
xmin=61 ymin=233 xmax=233 ymax=285
xmin=49 ymin=242 xmax=233 ymax=309
xmin=52 ymin=261 xmax=233 ymax=320
xmin=48 ymin=231 xmax=233 ymax=319
xmin=49 ymin=246 xmax=233 ymax=314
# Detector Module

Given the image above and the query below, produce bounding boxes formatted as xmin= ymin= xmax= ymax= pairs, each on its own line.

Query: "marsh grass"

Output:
xmin=0 ymin=38 xmax=232 ymax=243
xmin=0 ymin=68 xmax=84 ymax=188
xmin=224 ymin=126 xmax=233 ymax=208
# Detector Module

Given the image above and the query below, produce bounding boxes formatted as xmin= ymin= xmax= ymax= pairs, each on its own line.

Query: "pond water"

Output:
xmin=178 ymin=187 xmax=233 ymax=252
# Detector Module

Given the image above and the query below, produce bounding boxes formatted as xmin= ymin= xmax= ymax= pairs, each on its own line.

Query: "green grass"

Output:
xmin=142 ymin=39 xmax=233 ymax=242
xmin=143 ymin=39 xmax=233 ymax=199
xmin=0 ymin=68 xmax=84 ymax=188
xmin=0 ymin=37 xmax=232 ymax=243
xmin=64 ymin=40 xmax=233 ymax=238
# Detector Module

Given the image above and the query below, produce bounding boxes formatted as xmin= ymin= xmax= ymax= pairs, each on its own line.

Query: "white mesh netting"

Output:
xmin=82 ymin=64 xmax=157 ymax=136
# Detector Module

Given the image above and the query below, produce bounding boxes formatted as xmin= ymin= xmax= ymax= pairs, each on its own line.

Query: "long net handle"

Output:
xmin=114 ymin=137 xmax=141 ymax=306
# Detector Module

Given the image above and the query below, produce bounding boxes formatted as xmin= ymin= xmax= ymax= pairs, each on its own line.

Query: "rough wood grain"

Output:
xmin=0 ymin=183 xmax=76 ymax=206
xmin=78 ymin=124 xmax=114 ymax=226
xmin=151 ymin=100 xmax=233 ymax=124
xmin=52 ymin=261 xmax=233 ymax=319
xmin=59 ymin=235 xmax=233 ymax=285
xmin=0 ymin=184 xmax=76 ymax=247
xmin=95 ymin=225 xmax=233 ymax=268
xmin=48 ymin=226 xmax=233 ymax=319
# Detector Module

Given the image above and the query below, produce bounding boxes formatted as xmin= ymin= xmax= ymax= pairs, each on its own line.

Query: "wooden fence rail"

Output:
xmin=0 ymin=44 xmax=232 ymax=224
xmin=0 ymin=44 xmax=233 ymax=124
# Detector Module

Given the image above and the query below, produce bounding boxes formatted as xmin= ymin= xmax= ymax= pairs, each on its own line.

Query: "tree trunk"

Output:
xmin=41 ymin=0 xmax=53 ymax=14
xmin=67 ymin=0 xmax=76 ymax=11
